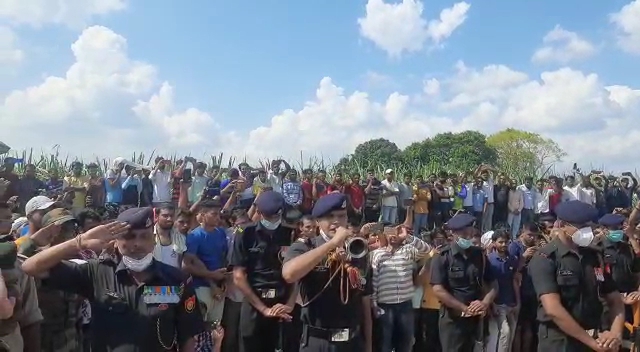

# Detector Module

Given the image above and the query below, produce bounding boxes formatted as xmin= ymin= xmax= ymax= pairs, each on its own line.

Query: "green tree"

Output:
xmin=402 ymin=131 xmax=498 ymax=172
xmin=348 ymin=138 xmax=402 ymax=169
xmin=487 ymin=128 xmax=566 ymax=180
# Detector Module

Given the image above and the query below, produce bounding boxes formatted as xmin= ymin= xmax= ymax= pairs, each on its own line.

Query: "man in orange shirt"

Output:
xmin=413 ymin=176 xmax=431 ymax=234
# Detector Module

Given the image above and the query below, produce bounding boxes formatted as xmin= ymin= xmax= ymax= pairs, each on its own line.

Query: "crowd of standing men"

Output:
xmin=0 ymin=154 xmax=640 ymax=352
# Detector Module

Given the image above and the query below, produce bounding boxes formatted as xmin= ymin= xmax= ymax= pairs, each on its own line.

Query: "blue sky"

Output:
xmin=1 ymin=0 xmax=639 ymax=171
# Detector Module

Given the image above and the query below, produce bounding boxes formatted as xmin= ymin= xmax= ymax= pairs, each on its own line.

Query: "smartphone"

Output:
xmin=402 ymin=198 xmax=414 ymax=207
xmin=182 ymin=169 xmax=192 ymax=183
xmin=572 ymin=163 xmax=577 ymax=170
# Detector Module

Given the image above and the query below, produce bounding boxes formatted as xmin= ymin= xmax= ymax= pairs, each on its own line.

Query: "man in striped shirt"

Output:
xmin=371 ymin=225 xmax=432 ymax=352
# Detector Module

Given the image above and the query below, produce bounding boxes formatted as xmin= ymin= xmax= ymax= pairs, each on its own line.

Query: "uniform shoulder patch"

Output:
xmin=184 ymin=295 xmax=196 ymax=313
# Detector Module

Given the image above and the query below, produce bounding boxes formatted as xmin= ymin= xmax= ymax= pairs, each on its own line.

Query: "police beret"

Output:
xmin=445 ymin=213 xmax=476 ymax=231
xmin=42 ymin=208 xmax=76 ymax=227
xmin=254 ymin=191 xmax=284 ymax=216
xmin=598 ymin=213 xmax=626 ymax=227
xmin=116 ymin=207 xmax=154 ymax=230
xmin=312 ymin=193 xmax=347 ymax=218
xmin=555 ymin=200 xmax=598 ymax=225
xmin=0 ymin=239 xmax=17 ymax=270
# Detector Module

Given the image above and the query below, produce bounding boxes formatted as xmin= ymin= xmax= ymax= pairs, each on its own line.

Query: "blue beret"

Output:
xmin=445 ymin=213 xmax=476 ymax=231
xmin=254 ymin=191 xmax=284 ymax=216
xmin=312 ymin=193 xmax=347 ymax=218
xmin=555 ymin=200 xmax=598 ymax=225
xmin=116 ymin=207 xmax=154 ymax=230
xmin=598 ymin=213 xmax=626 ymax=227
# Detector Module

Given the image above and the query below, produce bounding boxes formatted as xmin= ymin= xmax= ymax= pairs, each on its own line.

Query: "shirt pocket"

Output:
xmin=448 ymin=267 xmax=468 ymax=288
xmin=556 ymin=273 xmax=580 ymax=299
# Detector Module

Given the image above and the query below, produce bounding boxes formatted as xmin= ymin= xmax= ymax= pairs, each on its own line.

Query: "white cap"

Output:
xmin=385 ymin=169 xmax=394 ymax=174
xmin=11 ymin=217 xmax=27 ymax=232
xmin=481 ymin=231 xmax=494 ymax=247
xmin=25 ymin=195 xmax=55 ymax=216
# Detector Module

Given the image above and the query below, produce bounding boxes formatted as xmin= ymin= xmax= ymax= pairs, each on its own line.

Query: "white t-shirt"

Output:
xmin=151 ymin=170 xmax=172 ymax=203
xmin=483 ymin=179 xmax=495 ymax=203
xmin=381 ymin=180 xmax=399 ymax=207
xmin=157 ymin=244 xmax=180 ymax=268
xmin=582 ymin=187 xmax=596 ymax=206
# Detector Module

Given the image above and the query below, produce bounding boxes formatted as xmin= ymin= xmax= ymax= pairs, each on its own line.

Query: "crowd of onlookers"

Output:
xmin=1 ymin=154 xmax=639 ymax=352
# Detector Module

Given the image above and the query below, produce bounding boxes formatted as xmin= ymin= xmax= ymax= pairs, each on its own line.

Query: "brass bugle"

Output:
xmin=346 ymin=237 xmax=368 ymax=259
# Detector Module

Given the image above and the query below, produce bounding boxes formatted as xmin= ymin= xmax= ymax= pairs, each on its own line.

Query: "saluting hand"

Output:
xmin=30 ymin=223 xmax=62 ymax=247
xmin=0 ymin=273 xmax=16 ymax=320
xmin=80 ymin=222 xmax=130 ymax=251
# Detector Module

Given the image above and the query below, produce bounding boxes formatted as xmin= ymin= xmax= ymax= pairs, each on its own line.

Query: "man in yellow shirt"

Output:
xmin=63 ymin=162 xmax=89 ymax=212
xmin=413 ymin=176 xmax=432 ymax=234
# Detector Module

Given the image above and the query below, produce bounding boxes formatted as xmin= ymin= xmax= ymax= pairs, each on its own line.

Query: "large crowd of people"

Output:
xmin=0 ymin=154 xmax=639 ymax=352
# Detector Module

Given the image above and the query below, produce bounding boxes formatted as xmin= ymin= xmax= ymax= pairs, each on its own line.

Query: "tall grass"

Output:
xmin=4 ymin=148 xmax=635 ymax=181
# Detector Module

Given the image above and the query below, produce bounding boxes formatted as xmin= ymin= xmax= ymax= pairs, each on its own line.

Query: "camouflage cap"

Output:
xmin=41 ymin=208 xmax=76 ymax=227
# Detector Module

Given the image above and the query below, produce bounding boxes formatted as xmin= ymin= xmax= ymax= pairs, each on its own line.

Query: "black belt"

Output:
xmin=307 ymin=325 xmax=360 ymax=342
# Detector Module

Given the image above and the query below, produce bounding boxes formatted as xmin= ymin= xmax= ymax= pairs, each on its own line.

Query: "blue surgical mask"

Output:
xmin=607 ymin=230 xmax=624 ymax=243
xmin=457 ymin=237 xmax=472 ymax=249
xmin=260 ymin=219 xmax=281 ymax=230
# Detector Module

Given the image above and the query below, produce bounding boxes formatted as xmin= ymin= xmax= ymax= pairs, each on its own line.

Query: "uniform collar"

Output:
xmin=319 ymin=230 xmax=331 ymax=243
xmin=450 ymin=241 xmax=464 ymax=256
xmin=115 ymin=256 xmax=166 ymax=281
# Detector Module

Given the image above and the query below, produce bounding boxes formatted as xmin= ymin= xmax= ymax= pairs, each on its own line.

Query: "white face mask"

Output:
xmin=260 ymin=219 xmax=281 ymax=230
xmin=122 ymin=253 xmax=154 ymax=272
xmin=571 ymin=227 xmax=594 ymax=247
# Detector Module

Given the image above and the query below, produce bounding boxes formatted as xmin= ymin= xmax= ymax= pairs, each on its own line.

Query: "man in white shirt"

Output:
xmin=516 ymin=177 xmax=537 ymax=225
xmin=381 ymin=169 xmax=400 ymax=224
xmin=150 ymin=158 xmax=173 ymax=206
xmin=563 ymin=175 xmax=584 ymax=203
xmin=480 ymin=169 xmax=495 ymax=233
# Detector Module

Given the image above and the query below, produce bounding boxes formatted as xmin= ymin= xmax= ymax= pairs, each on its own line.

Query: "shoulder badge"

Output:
xmin=184 ymin=295 xmax=196 ymax=313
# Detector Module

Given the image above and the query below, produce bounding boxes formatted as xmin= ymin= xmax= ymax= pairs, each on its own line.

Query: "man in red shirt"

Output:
xmin=345 ymin=173 xmax=365 ymax=225
xmin=301 ymin=169 xmax=314 ymax=214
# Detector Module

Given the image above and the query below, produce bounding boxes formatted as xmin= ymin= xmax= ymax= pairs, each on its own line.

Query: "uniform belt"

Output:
xmin=541 ymin=322 xmax=598 ymax=337
xmin=256 ymin=288 xmax=282 ymax=299
xmin=307 ymin=325 xmax=360 ymax=342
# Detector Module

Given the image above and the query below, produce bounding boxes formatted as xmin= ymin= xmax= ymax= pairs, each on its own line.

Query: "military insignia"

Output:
xmin=360 ymin=277 xmax=367 ymax=285
xmin=184 ymin=295 xmax=196 ymax=313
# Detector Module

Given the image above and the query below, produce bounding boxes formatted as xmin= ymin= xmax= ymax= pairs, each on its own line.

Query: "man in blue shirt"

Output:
xmin=183 ymin=200 xmax=229 ymax=324
xmin=486 ymin=229 xmax=519 ymax=352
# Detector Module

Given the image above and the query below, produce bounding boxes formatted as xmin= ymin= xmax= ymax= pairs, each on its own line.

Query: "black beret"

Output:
xmin=598 ymin=213 xmax=626 ymax=227
xmin=445 ymin=213 xmax=476 ymax=231
xmin=254 ymin=191 xmax=284 ymax=216
xmin=312 ymin=193 xmax=347 ymax=218
xmin=116 ymin=207 xmax=154 ymax=230
xmin=555 ymin=200 xmax=598 ymax=225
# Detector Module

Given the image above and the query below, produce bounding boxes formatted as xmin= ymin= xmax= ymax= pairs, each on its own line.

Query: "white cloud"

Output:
xmin=610 ymin=0 xmax=640 ymax=55
xmin=0 ymin=25 xmax=218 ymax=159
xmin=423 ymin=78 xmax=440 ymax=96
xmin=0 ymin=26 xmax=23 ymax=67
xmin=0 ymin=0 xmax=126 ymax=27
xmin=357 ymin=0 xmax=470 ymax=57
xmin=531 ymin=25 xmax=596 ymax=64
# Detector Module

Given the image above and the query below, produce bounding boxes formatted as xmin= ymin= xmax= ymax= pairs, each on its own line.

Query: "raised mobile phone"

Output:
xmin=182 ymin=169 xmax=192 ymax=183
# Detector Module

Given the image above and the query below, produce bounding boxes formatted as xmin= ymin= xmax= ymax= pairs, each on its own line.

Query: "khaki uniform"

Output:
xmin=0 ymin=261 xmax=43 ymax=351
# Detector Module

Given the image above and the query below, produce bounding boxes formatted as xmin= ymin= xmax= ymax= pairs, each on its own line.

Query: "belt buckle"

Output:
xmin=331 ymin=329 xmax=350 ymax=342
xmin=262 ymin=289 xmax=276 ymax=299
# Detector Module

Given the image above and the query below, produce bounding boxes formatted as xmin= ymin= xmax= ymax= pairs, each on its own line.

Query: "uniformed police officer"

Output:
xmin=529 ymin=200 xmax=625 ymax=351
xmin=597 ymin=213 xmax=640 ymax=331
xmin=430 ymin=212 xmax=497 ymax=351
xmin=282 ymin=193 xmax=373 ymax=352
xmin=231 ymin=191 xmax=297 ymax=352
xmin=21 ymin=207 xmax=207 ymax=352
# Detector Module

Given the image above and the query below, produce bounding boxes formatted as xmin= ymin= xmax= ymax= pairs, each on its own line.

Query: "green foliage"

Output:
xmin=487 ymin=128 xmax=566 ymax=179
xmin=8 ymin=128 xmax=632 ymax=182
